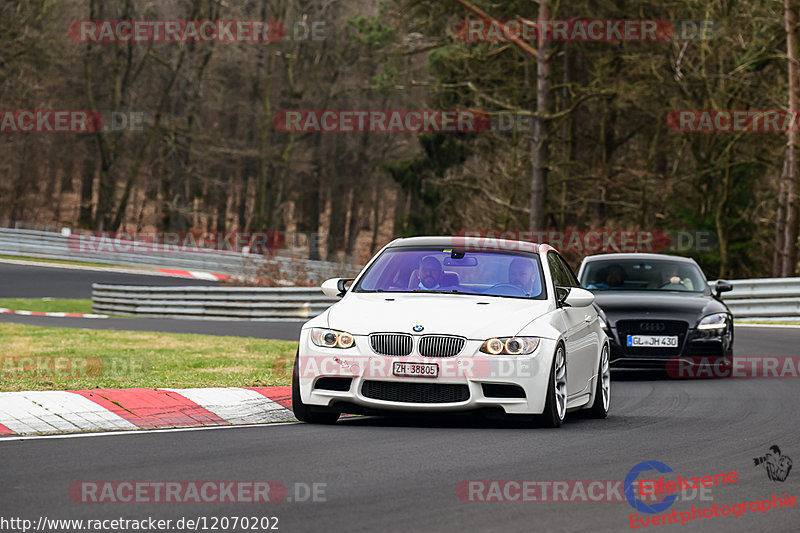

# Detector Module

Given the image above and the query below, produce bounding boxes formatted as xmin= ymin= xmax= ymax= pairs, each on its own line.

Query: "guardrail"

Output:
xmin=0 ymin=227 xmax=361 ymax=285
xmin=712 ymin=278 xmax=800 ymax=321
xmin=90 ymin=278 xmax=800 ymax=322
xmin=92 ymin=284 xmax=334 ymax=320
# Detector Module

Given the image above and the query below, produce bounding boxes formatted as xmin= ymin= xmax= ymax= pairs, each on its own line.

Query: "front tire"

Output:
xmin=586 ymin=344 xmax=610 ymax=418
xmin=538 ymin=343 xmax=567 ymax=428
xmin=292 ymin=352 xmax=340 ymax=424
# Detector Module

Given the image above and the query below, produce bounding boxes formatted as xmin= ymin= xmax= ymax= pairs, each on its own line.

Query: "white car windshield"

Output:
xmin=354 ymin=247 xmax=547 ymax=299
xmin=580 ymin=260 xmax=707 ymax=292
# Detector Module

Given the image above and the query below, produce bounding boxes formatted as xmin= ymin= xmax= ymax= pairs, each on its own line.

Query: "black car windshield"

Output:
xmin=353 ymin=247 xmax=547 ymax=299
xmin=580 ymin=260 xmax=707 ymax=293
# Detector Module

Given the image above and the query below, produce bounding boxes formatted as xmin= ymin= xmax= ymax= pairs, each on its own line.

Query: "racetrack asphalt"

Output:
xmin=0 ymin=261 xmax=217 ymax=299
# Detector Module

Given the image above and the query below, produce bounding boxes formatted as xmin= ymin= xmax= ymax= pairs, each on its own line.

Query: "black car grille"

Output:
xmin=370 ymin=333 xmax=413 ymax=356
xmin=481 ymin=383 xmax=526 ymax=398
xmin=685 ymin=342 xmax=724 ymax=357
xmin=361 ymin=381 xmax=470 ymax=403
xmin=615 ymin=320 xmax=689 ymax=357
xmin=313 ymin=377 xmax=353 ymax=392
xmin=418 ymin=335 xmax=466 ymax=357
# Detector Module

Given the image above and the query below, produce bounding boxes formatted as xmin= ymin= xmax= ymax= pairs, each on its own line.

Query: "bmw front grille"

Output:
xmin=369 ymin=333 xmax=413 ymax=356
xmin=369 ymin=333 xmax=466 ymax=357
xmin=418 ymin=335 xmax=466 ymax=357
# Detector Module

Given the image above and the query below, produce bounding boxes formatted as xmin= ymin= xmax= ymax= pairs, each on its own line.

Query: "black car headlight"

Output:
xmin=310 ymin=328 xmax=355 ymax=349
xmin=697 ymin=313 xmax=728 ymax=331
xmin=480 ymin=337 xmax=540 ymax=355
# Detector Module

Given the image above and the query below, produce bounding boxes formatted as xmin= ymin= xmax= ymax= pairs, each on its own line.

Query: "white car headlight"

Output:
xmin=697 ymin=313 xmax=728 ymax=330
xmin=311 ymin=328 xmax=356 ymax=349
xmin=480 ymin=337 xmax=540 ymax=355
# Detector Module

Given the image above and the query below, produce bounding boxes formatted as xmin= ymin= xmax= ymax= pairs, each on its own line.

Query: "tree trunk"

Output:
xmin=782 ymin=0 xmax=799 ymax=276
xmin=529 ymin=0 xmax=550 ymax=231
xmin=774 ymin=160 xmax=788 ymax=276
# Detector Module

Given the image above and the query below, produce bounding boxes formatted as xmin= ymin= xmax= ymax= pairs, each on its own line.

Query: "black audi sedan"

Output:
xmin=576 ymin=253 xmax=733 ymax=370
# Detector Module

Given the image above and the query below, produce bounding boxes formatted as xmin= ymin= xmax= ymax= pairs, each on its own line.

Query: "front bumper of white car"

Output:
xmin=296 ymin=329 xmax=557 ymax=416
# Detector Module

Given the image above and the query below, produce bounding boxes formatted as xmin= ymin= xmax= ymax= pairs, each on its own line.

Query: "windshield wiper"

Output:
xmin=412 ymin=289 xmax=461 ymax=294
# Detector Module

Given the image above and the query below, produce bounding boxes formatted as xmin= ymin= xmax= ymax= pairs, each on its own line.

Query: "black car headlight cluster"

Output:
xmin=310 ymin=328 xmax=355 ymax=349
xmin=697 ymin=313 xmax=728 ymax=331
xmin=480 ymin=337 xmax=540 ymax=355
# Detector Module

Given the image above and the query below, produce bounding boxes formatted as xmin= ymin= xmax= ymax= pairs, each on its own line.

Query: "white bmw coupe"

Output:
xmin=292 ymin=236 xmax=610 ymax=427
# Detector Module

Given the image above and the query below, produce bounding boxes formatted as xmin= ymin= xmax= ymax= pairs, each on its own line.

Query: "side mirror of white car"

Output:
xmin=562 ymin=287 xmax=595 ymax=308
xmin=321 ymin=278 xmax=354 ymax=298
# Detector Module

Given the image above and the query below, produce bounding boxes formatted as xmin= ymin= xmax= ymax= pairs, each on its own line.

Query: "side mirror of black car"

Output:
xmin=715 ymin=279 xmax=733 ymax=297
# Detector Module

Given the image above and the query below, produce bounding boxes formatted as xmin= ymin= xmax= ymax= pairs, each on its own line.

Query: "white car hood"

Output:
xmin=326 ymin=292 xmax=552 ymax=339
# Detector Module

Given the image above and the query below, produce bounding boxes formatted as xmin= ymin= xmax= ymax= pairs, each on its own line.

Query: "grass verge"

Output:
xmin=0 ymin=298 xmax=93 ymax=314
xmin=735 ymin=320 xmax=800 ymax=326
xmin=0 ymin=323 xmax=297 ymax=391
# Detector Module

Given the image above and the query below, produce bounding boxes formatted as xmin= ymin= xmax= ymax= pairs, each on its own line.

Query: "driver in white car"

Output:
xmin=418 ymin=256 xmax=444 ymax=289
xmin=508 ymin=257 xmax=540 ymax=296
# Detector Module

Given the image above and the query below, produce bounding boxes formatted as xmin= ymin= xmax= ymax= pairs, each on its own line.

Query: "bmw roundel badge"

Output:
xmin=412 ymin=325 xmax=424 ymax=332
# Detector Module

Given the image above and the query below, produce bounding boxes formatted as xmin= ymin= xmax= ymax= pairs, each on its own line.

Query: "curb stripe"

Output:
xmin=0 ymin=391 xmax=137 ymax=434
xmin=70 ymin=388 xmax=228 ymax=429
xmin=0 ymin=391 xmax=82 ymax=433
xmin=247 ymin=386 xmax=292 ymax=409
xmin=0 ymin=308 xmax=108 ymax=319
xmin=158 ymin=268 xmax=229 ymax=281
xmin=164 ymin=387 xmax=295 ymax=424
xmin=0 ymin=386 xmax=295 ymax=436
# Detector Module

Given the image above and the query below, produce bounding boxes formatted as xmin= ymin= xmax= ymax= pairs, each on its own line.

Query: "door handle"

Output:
xmin=584 ymin=314 xmax=594 ymax=323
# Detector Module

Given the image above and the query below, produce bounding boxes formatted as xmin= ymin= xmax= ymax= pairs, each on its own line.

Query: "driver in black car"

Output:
xmin=508 ymin=257 xmax=539 ymax=295
xmin=660 ymin=264 xmax=687 ymax=289
xmin=587 ymin=264 xmax=625 ymax=289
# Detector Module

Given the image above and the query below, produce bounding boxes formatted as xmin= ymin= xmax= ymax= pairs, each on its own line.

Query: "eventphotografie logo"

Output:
xmin=625 ymin=461 xmax=737 ymax=514
xmin=625 ymin=461 xmax=679 ymax=514
xmin=753 ymin=445 xmax=793 ymax=482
